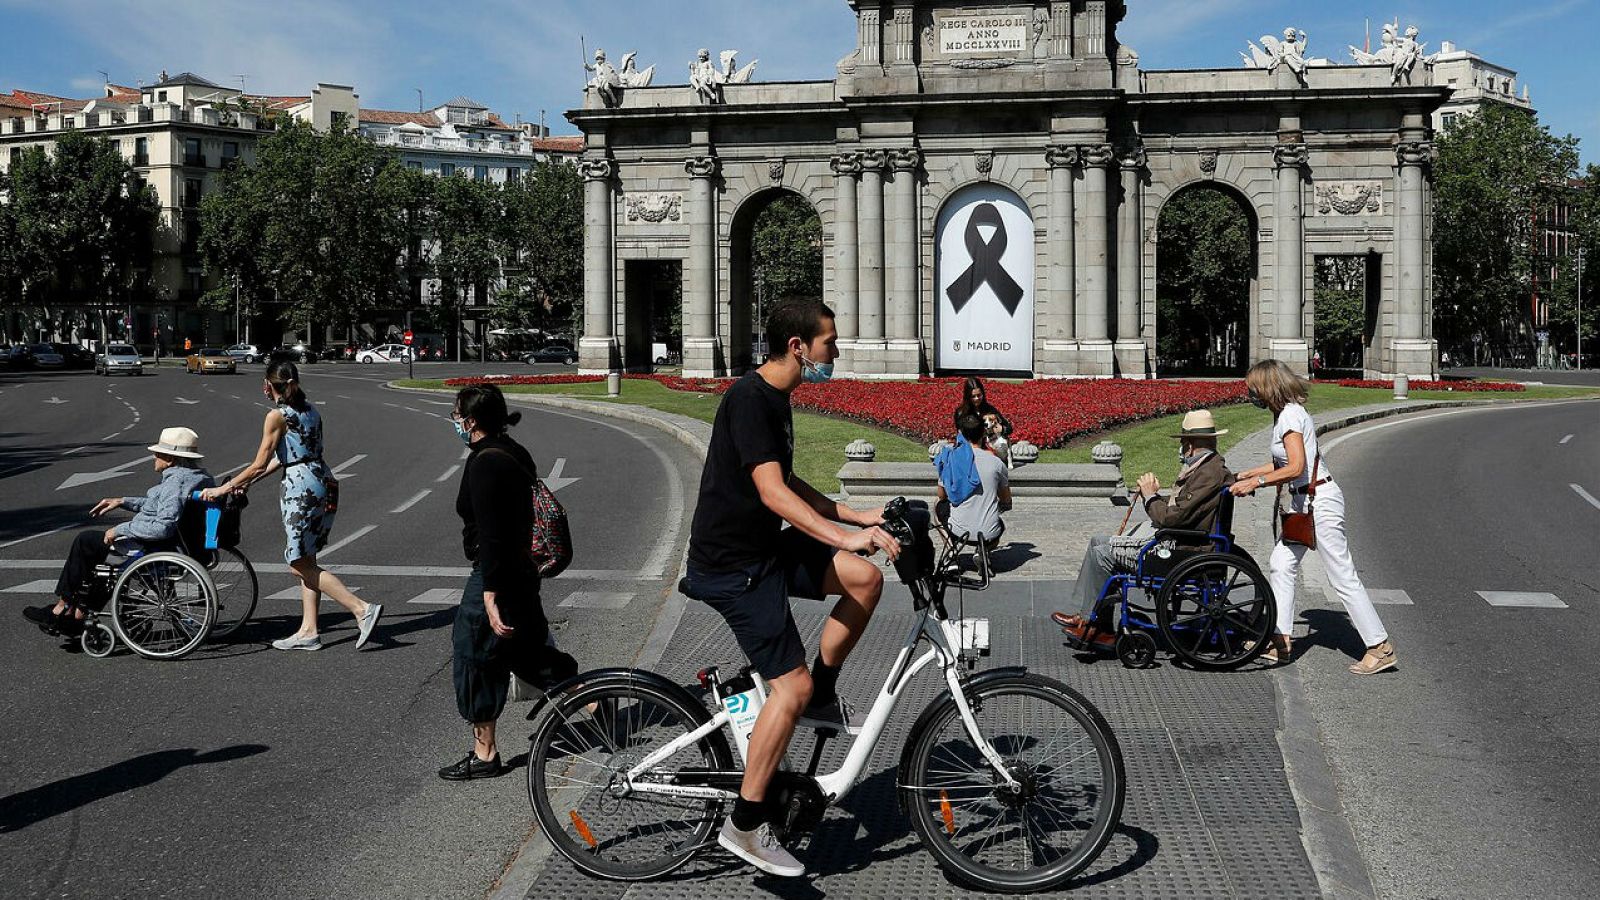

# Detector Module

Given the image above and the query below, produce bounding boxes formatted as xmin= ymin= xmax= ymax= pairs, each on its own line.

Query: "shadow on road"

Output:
xmin=0 ymin=744 xmax=270 ymax=833
xmin=1299 ymin=608 xmax=1368 ymax=661
xmin=0 ymin=506 xmax=88 ymax=541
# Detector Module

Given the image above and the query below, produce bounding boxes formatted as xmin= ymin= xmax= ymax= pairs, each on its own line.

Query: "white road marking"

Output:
xmin=101 ymin=433 xmax=121 ymax=441
xmin=62 ymin=446 xmax=89 ymax=455
xmin=1560 ymin=434 xmax=1574 ymax=445
xmin=57 ymin=455 xmax=155 ymax=491
xmin=330 ymin=454 xmax=367 ymax=476
xmin=418 ymin=399 xmax=453 ymax=407
xmin=383 ymin=402 xmax=401 ymax=409
xmin=43 ymin=397 xmax=68 ymax=404
xmin=317 ymin=524 xmax=377 ymax=559
xmin=436 ymin=464 xmax=460 ymax=482
xmin=267 ymin=584 xmax=364 ymax=601
xmin=175 ymin=397 xmax=200 ymax=405
xmin=459 ymin=448 xmax=471 ymax=460
xmin=407 ymin=588 xmax=462 ymax=605
xmin=0 ymin=560 xmax=654 ymax=579
xmin=217 ymin=463 xmax=248 ymax=479
xmin=544 ymin=457 xmax=579 ymax=491
xmin=1329 ymin=588 xmax=1413 ymax=605
xmin=390 ymin=490 xmax=431 ymax=513
xmin=558 ymin=591 xmax=635 ymax=610
xmin=1 ymin=579 xmax=58 ymax=594
xmin=1321 ymin=407 xmax=1502 ymax=454
xmin=337 ymin=395 xmax=353 ymax=400
xmin=0 ymin=525 xmax=75 ymax=550
xmin=1477 ymin=591 xmax=1567 ymax=609
xmin=1570 ymin=483 xmax=1600 ymax=511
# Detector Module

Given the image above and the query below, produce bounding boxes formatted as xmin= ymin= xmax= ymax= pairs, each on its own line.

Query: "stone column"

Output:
xmin=1392 ymin=139 xmax=1437 ymax=377
xmin=1040 ymin=144 xmax=1079 ymax=376
xmin=1270 ymin=142 xmax=1310 ymax=373
xmin=830 ymin=153 xmax=862 ymax=374
xmin=682 ymin=155 xmax=722 ymax=377
xmin=1076 ymin=143 xmax=1115 ymax=377
xmin=856 ymin=150 xmax=888 ymax=371
xmin=885 ymin=147 xmax=922 ymax=375
xmin=578 ymin=158 xmax=617 ymax=374
xmin=1114 ymin=145 xmax=1147 ymax=377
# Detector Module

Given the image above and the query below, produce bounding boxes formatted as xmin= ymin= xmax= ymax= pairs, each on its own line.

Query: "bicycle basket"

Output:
xmin=886 ymin=499 xmax=935 ymax=583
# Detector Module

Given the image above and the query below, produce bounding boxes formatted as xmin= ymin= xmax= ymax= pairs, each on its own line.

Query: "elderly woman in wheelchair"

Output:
xmin=1049 ymin=410 xmax=1277 ymax=669
xmin=22 ymin=427 xmax=230 ymax=657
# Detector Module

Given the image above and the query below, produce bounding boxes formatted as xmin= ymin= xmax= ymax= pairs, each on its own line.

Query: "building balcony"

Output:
xmin=132 ymin=154 xmax=150 ymax=167
xmin=368 ymin=130 xmax=545 ymax=158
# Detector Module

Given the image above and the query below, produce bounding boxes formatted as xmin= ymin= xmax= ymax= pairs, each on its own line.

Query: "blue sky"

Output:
xmin=1 ymin=0 xmax=1594 ymax=162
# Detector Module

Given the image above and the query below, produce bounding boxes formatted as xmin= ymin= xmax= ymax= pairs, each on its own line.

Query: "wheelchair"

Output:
xmin=1070 ymin=487 xmax=1277 ymax=670
xmin=76 ymin=491 xmax=258 ymax=660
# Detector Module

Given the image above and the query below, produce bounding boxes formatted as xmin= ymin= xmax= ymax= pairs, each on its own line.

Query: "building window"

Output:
xmin=184 ymin=178 xmax=203 ymax=208
xmin=474 ymin=165 xmax=489 ymax=181
xmin=440 ymin=162 xmax=455 ymax=177
xmin=407 ymin=160 xmax=424 ymax=170
xmin=133 ymin=137 xmax=149 ymax=166
xmin=10 ymin=147 xmax=23 ymax=168
xmin=1441 ymin=113 xmax=1458 ymax=131
xmin=222 ymin=141 xmax=239 ymax=163
xmin=157 ymin=90 xmax=168 ymax=103
xmin=505 ymin=167 xmax=520 ymax=183
xmin=448 ymin=107 xmax=467 ymax=125
xmin=330 ymin=111 xmax=348 ymax=131
xmin=184 ymin=137 xmax=203 ymax=167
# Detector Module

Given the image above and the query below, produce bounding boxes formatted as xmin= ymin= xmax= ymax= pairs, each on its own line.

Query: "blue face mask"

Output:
xmin=1179 ymin=451 xmax=1201 ymax=466
xmin=801 ymin=354 xmax=833 ymax=384
xmin=452 ymin=419 xmax=471 ymax=445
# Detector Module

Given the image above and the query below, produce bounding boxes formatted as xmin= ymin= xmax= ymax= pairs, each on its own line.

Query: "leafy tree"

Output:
xmin=1313 ymin=256 xmax=1367 ymax=369
xmin=427 ymin=173 xmax=502 ymax=356
xmin=752 ymin=194 xmax=823 ymax=308
xmin=198 ymin=120 xmax=412 ymax=333
xmin=1 ymin=131 xmax=158 ymax=340
xmin=1432 ymin=103 xmax=1580 ymax=358
xmin=496 ymin=160 xmax=582 ymax=334
xmin=1155 ymin=186 xmax=1252 ymax=372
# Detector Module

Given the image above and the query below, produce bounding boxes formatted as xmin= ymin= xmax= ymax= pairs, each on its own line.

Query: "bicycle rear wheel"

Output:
xmin=207 ymin=548 xmax=258 ymax=638
xmin=900 ymin=673 xmax=1124 ymax=893
xmin=528 ymin=675 xmax=735 ymax=881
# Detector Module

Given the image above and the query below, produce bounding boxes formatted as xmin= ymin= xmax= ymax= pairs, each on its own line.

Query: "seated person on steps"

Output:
xmin=1050 ymin=410 xmax=1233 ymax=648
xmin=22 ymin=427 xmax=214 ymax=637
xmin=936 ymin=412 xmax=1013 ymax=553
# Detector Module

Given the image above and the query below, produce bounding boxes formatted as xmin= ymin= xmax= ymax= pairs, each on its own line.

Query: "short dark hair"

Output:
xmin=765 ymin=299 xmax=836 ymax=360
xmin=956 ymin=412 xmax=986 ymax=445
xmin=455 ymin=383 xmax=523 ymax=435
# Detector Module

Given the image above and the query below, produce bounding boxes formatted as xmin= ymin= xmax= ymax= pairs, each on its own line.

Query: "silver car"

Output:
xmin=95 ymin=343 xmax=144 ymax=376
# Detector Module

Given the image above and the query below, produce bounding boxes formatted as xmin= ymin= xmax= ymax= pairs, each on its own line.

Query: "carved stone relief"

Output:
xmin=624 ymin=192 xmax=683 ymax=223
xmin=1198 ymin=149 xmax=1219 ymax=177
xmin=1314 ymin=181 xmax=1384 ymax=216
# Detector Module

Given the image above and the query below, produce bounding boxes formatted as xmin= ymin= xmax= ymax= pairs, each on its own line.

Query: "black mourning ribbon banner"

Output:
xmin=945 ymin=202 xmax=1025 ymax=317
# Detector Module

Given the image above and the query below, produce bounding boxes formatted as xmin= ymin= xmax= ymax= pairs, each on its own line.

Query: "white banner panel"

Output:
xmin=935 ymin=184 xmax=1035 ymax=373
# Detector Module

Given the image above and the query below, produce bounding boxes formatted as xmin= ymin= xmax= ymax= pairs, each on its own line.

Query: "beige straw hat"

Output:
xmin=1171 ymin=410 xmax=1228 ymax=438
xmin=148 ymin=426 xmax=204 ymax=459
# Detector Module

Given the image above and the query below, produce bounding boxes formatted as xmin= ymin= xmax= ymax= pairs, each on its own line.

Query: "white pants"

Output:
xmin=1267 ymin=482 xmax=1388 ymax=646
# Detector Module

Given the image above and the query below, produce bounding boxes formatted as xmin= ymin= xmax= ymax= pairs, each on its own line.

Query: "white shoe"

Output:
xmin=717 ymin=820 xmax=804 ymax=878
xmin=355 ymin=603 xmax=383 ymax=650
xmin=272 ymin=633 xmax=322 ymax=651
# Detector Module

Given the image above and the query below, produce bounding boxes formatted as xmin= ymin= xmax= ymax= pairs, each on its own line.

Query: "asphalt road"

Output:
xmin=0 ymin=360 xmax=703 ymax=900
xmin=1289 ymin=399 xmax=1600 ymax=899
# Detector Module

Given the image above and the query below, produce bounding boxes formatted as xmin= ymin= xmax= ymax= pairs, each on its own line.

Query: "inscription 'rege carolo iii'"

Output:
xmin=1314 ymin=181 xmax=1384 ymax=216
xmin=624 ymin=192 xmax=683 ymax=223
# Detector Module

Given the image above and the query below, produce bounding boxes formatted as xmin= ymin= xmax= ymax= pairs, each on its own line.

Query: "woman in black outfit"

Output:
xmin=953 ymin=376 xmax=1012 ymax=438
xmin=439 ymin=384 xmax=575 ymax=781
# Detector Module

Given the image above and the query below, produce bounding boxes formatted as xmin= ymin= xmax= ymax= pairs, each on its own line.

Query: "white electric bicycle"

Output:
xmin=526 ymin=498 xmax=1125 ymax=892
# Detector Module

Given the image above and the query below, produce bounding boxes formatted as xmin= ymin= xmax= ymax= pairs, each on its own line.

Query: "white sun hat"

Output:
xmin=148 ymin=426 xmax=204 ymax=459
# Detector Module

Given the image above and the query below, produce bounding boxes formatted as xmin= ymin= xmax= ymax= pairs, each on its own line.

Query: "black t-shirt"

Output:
xmin=688 ymin=372 xmax=794 ymax=572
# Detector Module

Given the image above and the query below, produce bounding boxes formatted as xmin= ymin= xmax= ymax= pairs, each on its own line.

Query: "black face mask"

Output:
xmin=1247 ymin=389 xmax=1268 ymax=409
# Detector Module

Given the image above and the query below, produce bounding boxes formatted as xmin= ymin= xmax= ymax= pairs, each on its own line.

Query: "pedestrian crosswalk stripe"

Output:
xmin=559 ymin=591 xmax=635 ymax=610
xmin=1 ymin=579 xmax=58 ymax=594
xmin=1477 ymin=591 xmax=1567 ymax=609
xmin=266 ymin=585 xmax=364 ymax=601
xmin=408 ymin=588 xmax=462 ymax=605
xmin=1328 ymin=588 xmax=1414 ymax=605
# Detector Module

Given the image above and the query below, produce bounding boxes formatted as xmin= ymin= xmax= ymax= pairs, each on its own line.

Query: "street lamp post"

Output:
xmin=1578 ymin=247 xmax=1587 ymax=372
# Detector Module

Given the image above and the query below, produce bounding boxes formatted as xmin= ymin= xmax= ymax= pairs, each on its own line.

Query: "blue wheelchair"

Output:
xmin=76 ymin=492 xmax=258 ymax=659
xmin=1070 ymin=488 xmax=1277 ymax=670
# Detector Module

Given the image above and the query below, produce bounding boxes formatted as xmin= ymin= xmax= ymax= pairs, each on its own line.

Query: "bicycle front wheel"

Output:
xmin=528 ymin=675 xmax=735 ymax=881
xmin=900 ymin=673 xmax=1124 ymax=893
xmin=207 ymin=548 xmax=258 ymax=638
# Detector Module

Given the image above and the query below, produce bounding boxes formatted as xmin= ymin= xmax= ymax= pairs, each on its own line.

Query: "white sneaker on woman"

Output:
xmin=717 ymin=819 xmax=804 ymax=877
xmin=272 ymin=634 xmax=322 ymax=651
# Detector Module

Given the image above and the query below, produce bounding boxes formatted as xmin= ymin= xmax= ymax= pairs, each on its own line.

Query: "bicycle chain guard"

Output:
xmin=768 ymin=771 xmax=828 ymax=844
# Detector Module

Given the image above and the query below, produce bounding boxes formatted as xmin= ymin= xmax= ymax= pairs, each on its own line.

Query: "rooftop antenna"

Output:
xmin=540 ymin=108 xmax=547 ymax=136
xmin=236 ymin=74 xmax=247 ymax=93
xmin=415 ymin=88 xmax=424 ymax=112
xmin=1364 ymin=19 xmax=1370 ymax=54
xmin=99 ymin=69 xmax=110 ymax=84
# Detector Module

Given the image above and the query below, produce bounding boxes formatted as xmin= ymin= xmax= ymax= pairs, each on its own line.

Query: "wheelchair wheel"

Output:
xmin=207 ymin=548 xmax=258 ymax=638
xmin=110 ymin=552 xmax=217 ymax=659
xmin=1115 ymin=631 xmax=1157 ymax=669
xmin=81 ymin=620 xmax=116 ymax=658
xmin=1155 ymin=552 xmax=1274 ymax=671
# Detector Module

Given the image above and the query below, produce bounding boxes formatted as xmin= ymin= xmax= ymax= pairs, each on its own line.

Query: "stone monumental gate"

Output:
xmin=569 ymin=0 xmax=1445 ymax=379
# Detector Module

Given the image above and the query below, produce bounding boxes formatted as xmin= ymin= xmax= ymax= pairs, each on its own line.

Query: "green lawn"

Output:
xmin=396 ymin=378 xmax=1597 ymax=493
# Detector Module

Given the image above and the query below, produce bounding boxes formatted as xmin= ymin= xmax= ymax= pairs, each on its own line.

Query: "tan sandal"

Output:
xmin=1349 ymin=640 xmax=1398 ymax=676
xmin=1250 ymin=635 xmax=1292 ymax=664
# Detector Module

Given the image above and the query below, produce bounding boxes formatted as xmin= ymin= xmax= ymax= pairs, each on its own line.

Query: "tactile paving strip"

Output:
xmin=525 ymin=606 xmax=1324 ymax=899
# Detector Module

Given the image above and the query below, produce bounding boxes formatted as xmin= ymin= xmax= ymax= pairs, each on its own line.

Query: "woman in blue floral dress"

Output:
xmin=204 ymin=361 xmax=382 ymax=651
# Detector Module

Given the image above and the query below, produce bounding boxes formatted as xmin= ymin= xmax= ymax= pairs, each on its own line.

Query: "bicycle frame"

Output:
xmin=620 ymin=603 xmax=1020 ymax=806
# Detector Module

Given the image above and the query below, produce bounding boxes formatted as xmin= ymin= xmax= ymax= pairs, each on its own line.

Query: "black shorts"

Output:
xmin=682 ymin=529 xmax=838 ymax=680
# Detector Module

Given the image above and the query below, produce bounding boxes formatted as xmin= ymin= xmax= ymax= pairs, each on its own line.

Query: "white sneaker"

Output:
xmin=717 ymin=819 xmax=804 ymax=878
xmin=355 ymin=603 xmax=383 ymax=650
xmin=272 ymin=633 xmax=322 ymax=651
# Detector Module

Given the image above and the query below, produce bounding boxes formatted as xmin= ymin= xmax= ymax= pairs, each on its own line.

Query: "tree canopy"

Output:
xmin=1155 ymin=185 xmax=1253 ymax=372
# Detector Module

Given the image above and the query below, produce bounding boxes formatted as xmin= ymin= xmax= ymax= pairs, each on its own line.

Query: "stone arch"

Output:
xmin=726 ymin=185 xmax=825 ymax=372
xmin=1151 ymin=179 xmax=1261 ymax=375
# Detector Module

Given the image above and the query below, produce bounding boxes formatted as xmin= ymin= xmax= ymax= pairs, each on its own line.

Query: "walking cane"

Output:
xmin=1115 ymin=484 xmax=1140 ymax=537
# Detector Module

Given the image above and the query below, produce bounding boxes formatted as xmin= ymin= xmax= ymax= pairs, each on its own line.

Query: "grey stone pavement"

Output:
xmin=500 ymin=394 xmax=1494 ymax=900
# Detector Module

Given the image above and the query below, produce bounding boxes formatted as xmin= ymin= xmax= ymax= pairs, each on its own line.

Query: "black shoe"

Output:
xmin=437 ymin=752 xmax=505 ymax=781
xmin=23 ymin=605 xmax=59 ymax=633
xmin=55 ymin=613 xmax=86 ymax=638
xmin=798 ymin=695 xmax=863 ymax=735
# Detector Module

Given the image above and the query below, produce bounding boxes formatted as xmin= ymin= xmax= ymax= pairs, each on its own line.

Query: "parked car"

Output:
xmin=51 ymin=343 xmax=96 ymax=369
xmin=185 ymin=347 xmax=238 ymax=375
xmin=95 ymin=343 xmax=145 ymax=376
xmin=523 ymin=344 xmax=578 ymax=365
xmin=0 ymin=345 xmax=26 ymax=369
xmin=28 ymin=343 xmax=66 ymax=368
xmin=356 ymin=343 xmax=413 ymax=364
xmin=268 ymin=343 xmax=319 ymax=364
xmin=224 ymin=343 xmax=261 ymax=363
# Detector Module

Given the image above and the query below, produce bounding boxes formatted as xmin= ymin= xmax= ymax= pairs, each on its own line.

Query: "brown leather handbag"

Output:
xmin=1275 ymin=456 xmax=1319 ymax=549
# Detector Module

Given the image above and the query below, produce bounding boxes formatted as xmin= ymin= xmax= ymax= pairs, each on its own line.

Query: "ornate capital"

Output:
xmin=1395 ymin=140 xmax=1432 ymax=167
xmin=578 ymin=158 xmax=614 ymax=182
xmin=1118 ymin=146 xmax=1147 ymax=171
xmin=1273 ymin=143 xmax=1310 ymax=170
xmin=889 ymin=147 xmax=922 ymax=172
xmin=684 ymin=155 xmax=719 ymax=179
xmin=859 ymin=149 xmax=890 ymax=173
xmin=1045 ymin=144 xmax=1081 ymax=168
xmin=1081 ymin=144 xmax=1116 ymax=168
xmin=829 ymin=152 xmax=862 ymax=177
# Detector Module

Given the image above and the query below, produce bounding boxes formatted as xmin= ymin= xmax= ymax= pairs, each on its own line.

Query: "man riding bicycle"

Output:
xmin=681 ymin=298 xmax=901 ymax=878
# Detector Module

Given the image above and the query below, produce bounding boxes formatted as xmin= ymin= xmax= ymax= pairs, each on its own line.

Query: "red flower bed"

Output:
xmin=440 ymin=373 xmax=1248 ymax=448
xmin=1316 ymin=378 xmax=1524 ymax=393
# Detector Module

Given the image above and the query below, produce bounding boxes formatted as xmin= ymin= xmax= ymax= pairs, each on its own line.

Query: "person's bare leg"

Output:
xmin=290 ymin=557 xmax=370 ymax=625
xmin=296 ymin=580 xmax=321 ymax=635
xmin=738 ymin=666 xmax=811 ymax=803
xmin=817 ymin=554 xmax=884 ymax=668
xmin=473 ymin=720 xmax=498 ymax=761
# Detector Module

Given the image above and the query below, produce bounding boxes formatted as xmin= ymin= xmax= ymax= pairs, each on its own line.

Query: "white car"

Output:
xmin=224 ymin=343 xmax=261 ymax=364
xmin=96 ymin=343 xmax=144 ymax=375
xmin=357 ymin=343 xmax=414 ymax=364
